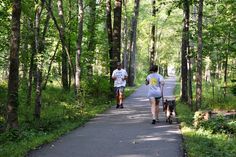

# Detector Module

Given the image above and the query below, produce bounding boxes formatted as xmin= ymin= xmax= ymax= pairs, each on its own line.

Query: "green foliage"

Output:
xmin=199 ymin=115 xmax=236 ymax=135
xmin=0 ymin=83 xmax=114 ymax=157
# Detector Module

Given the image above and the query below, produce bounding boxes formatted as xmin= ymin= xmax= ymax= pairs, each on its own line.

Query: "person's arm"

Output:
xmin=112 ymin=70 xmax=116 ymax=80
xmin=122 ymin=70 xmax=128 ymax=81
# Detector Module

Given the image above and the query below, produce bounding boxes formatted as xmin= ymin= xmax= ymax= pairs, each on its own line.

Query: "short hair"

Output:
xmin=117 ymin=62 xmax=121 ymax=66
xmin=149 ymin=65 xmax=158 ymax=72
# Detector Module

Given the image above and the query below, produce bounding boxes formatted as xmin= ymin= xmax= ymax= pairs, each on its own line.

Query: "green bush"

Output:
xmin=198 ymin=116 xmax=236 ymax=135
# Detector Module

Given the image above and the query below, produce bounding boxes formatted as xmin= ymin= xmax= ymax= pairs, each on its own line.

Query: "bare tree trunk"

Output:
xmin=27 ymin=19 xmax=36 ymax=106
xmin=106 ymin=0 xmax=113 ymax=83
xmin=75 ymin=0 xmax=84 ymax=97
xmin=181 ymin=0 xmax=189 ymax=102
xmin=150 ymin=0 xmax=156 ymax=67
xmin=122 ymin=0 xmax=128 ymax=71
xmin=86 ymin=0 xmax=96 ymax=75
xmin=57 ymin=0 xmax=69 ymax=90
xmin=128 ymin=0 xmax=140 ymax=86
xmin=223 ymin=32 xmax=230 ymax=97
xmin=68 ymin=0 xmax=72 ymax=89
xmin=112 ymin=0 xmax=122 ymax=68
xmin=7 ymin=0 xmax=21 ymax=129
xmin=34 ymin=0 xmax=44 ymax=119
xmin=196 ymin=0 xmax=204 ymax=110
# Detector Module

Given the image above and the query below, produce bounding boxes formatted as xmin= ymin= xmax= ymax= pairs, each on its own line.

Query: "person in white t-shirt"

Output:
xmin=146 ymin=65 xmax=164 ymax=124
xmin=112 ymin=62 xmax=128 ymax=109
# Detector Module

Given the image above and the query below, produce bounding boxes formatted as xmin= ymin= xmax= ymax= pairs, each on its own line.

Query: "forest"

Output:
xmin=0 ymin=0 xmax=236 ymax=156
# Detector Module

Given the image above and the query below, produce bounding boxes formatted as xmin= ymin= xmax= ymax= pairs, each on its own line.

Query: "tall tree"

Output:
xmin=196 ymin=0 xmax=204 ymax=110
xmin=57 ymin=0 xmax=69 ymax=90
xmin=86 ymin=0 xmax=97 ymax=75
xmin=112 ymin=0 xmax=122 ymax=71
xmin=34 ymin=0 xmax=45 ymax=119
xmin=149 ymin=0 xmax=156 ymax=67
xmin=75 ymin=0 xmax=84 ymax=96
xmin=46 ymin=0 xmax=75 ymax=82
xmin=106 ymin=0 xmax=113 ymax=82
xmin=122 ymin=0 xmax=129 ymax=71
xmin=128 ymin=0 xmax=140 ymax=86
xmin=181 ymin=0 xmax=189 ymax=102
xmin=7 ymin=0 xmax=21 ymax=129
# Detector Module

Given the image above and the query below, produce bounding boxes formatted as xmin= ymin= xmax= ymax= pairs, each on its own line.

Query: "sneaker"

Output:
xmin=116 ymin=104 xmax=120 ymax=108
xmin=151 ymin=119 xmax=156 ymax=124
xmin=120 ymin=104 xmax=124 ymax=108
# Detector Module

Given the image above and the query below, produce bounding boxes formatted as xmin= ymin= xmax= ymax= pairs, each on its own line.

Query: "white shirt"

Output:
xmin=146 ymin=73 xmax=164 ymax=98
xmin=112 ymin=69 xmax=128 ymax=87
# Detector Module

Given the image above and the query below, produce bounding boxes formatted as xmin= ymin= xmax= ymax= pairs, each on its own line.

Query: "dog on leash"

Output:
xmin=163 ymin=99 xmax=176 ymax=124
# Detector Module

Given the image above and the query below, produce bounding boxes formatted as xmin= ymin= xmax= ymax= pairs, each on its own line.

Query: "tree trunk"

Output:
xmin=106 ymin=0 xmax=113 ymax=83
xmin=46 ymin=0 xmax=75 ymax=80
xmin=75 ymin=0 xmax=84 ymax=97
xmin=68 ymin=0 xmax=72 ymax=89
xmin=57 ymin=0 xmax=69 ymax=90
xmin=86 ymin=0 xmax=96 ymax=75
xmin=112 ymin=0 xmax=122 ymax=70
xmin=150 ymin=0 xmax=156 ymax=67
xmin=27 ymin=38 xmax=35 ymax=106
xmin=181 ymin=0 xmax=189 ymax=102
xmin=122 ymin=0 xmax=129 ymax=71
xmin=7 ymin=0 xmax=21 ymax=129
xmin=34 ymin=1 xmax=44 ymax=119
xmin=128 ymin=0 xmax=140 ymax=86
xmin=196 ymin=0 xmax=204 ymax=110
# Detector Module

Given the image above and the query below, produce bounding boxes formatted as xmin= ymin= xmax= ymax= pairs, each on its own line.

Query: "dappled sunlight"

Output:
xmin=132 ymin=97 xmax=149 ymax=102
xmin=115 ymin=155 xmax=152 ymax=157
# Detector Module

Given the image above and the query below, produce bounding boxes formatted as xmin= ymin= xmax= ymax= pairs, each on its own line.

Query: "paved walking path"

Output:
xmin=28 ymin=76 xmax=183 ymax=157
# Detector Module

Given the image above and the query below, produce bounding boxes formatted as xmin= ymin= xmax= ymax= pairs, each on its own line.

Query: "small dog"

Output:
xmin=163 ymin=99 xmax=176 ymax=124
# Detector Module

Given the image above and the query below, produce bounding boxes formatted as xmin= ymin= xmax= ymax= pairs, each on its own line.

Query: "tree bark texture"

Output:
xmin=57 ymin=0 xmax=69 ymax=90
xmin=181 ymin=0 xmax=189 ymax=102
xmin=112 ymin=0 xmax=122 ymax=72
xmin=75 ymin=0 xmax=84 ymax=97
xmin=106 ymin=0 xmax=113 ymax=83
xmin=150 ymin=0 xmax=156 ymax=67
xmin=34 ymin=1 xmax=44 ymax=119
xmin=122 ymin=0 xmax=129 ymax=72
xmin=7 ymin=0 xmax=21 ymax=129
xmin=196 ymin=0 xmax=204 ymax=110
xmin=128 ymin=0 xmax=140 ymax=86
xmin=86 ymin=0 xmax=97 ymax=75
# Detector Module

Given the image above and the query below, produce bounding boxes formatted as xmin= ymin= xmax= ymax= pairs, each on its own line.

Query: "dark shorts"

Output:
xmin=149 ymin=96 xmax=162 ymax=100
xmin=114 ymin=86 xmax=125 ymax=95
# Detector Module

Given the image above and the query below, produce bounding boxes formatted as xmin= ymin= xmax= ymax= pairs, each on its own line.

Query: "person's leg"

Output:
xmin=155 ymin=98 xmax=160 ymax=122
xmin=115 ymin=87 xmax=120 ymax=108
xmin=119 ymin=87 xmax=125 ymax=108
xmin=149 ymin=97 xmax=157 ymax=124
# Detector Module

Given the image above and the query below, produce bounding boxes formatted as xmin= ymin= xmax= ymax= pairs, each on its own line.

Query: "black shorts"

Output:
xmin=114 ymin=86 xmax=125 ymax=95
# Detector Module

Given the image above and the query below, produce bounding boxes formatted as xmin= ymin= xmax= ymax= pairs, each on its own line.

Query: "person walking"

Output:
xmin=112 ymin=62 xmax=128 ymax=109
xmin=145 ymin=65 xmax=164 ymax=124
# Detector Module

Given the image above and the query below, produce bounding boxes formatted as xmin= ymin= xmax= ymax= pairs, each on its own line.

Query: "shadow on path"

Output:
xmin=28 ymin=76 xmax=183 ymax=157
